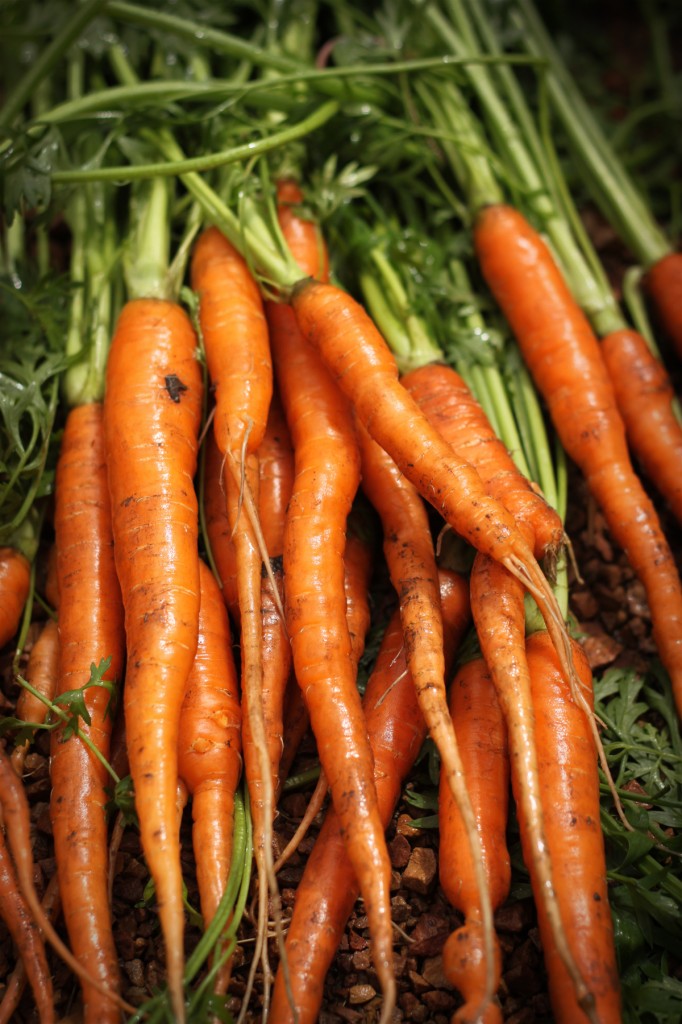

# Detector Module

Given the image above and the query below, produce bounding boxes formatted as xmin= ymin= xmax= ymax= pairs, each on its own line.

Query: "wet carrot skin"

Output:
xmin=439 ymin=656 xmax=510 ymax=1024
xmin=269 ymin=571 xmax=470 ymax=1024
xmin=104 ymin=297 xmax=203 ymax=1019
xmin=0 ymin=547 xmax=31 ymax=650
xmin=402 ymin=363 xmax=563 ymax=561
xmin=524 ymin=632 xmax=621 ymax=1024
xmin=51 ymin=402 xmax=124 ymax=1023
xmin=12 ymin=618 xmax=59 ymax=776
xmin=0 ymin=828 xmax=54 ymax=1024
xmin=474 ymin=203 xmax=682 ymax=713
xmin=645 ymin=252 xmax=682 ymax=360
xmin=601 ymin=328 xmax=682 ymax=524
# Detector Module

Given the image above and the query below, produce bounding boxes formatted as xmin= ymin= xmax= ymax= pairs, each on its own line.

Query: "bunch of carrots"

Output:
xmin=1 ymin=0 xmax=681 ymax=1022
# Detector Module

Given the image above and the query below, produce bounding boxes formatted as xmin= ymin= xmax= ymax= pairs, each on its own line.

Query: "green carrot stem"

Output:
xmin=514 ymin=0 xmax=671 ymax=267
xmin=0 ymin=0 xmax=107 ymax=130
xmin=125 ymin=176 xmax=172 ymax=301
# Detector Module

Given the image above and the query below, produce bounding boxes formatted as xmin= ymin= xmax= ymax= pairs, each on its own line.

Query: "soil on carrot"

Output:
xmin=1 ymin=454 xmax=679 ymax=1023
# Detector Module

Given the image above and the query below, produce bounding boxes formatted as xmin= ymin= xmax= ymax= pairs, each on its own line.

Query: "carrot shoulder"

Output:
xmin=104 ymin=296 xmax=203 ymax=1023
xmin=0 ymin=547 xmax=31 ymax=650
xmin=474 ymin=202 xmax=682 ymax=712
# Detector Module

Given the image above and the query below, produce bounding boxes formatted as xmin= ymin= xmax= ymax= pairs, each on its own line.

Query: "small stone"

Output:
xmin=402 ymin=847 xmax=437 ymax=894
xmin=388 ymin=832 xmax=412 ymax=868
xmin=422 ymin=955 xmax=452 ymax=989
xmin=123 ymin=959 xmax=145 ymax=987
xmin=391 ymin=895 xmax=411 ymax=923
xmin=400 ymin=991 xmax=428 ymax=1022
xmin=348 ymin=983 xmax=376 ymax=1005
xmin=580 ymin=632 xmax=623 ymax=670
xmin=495 ymin=900 xmax=535 ymax=933
xmin=396 ymin=813 xmax=421 ymax=837
xmin=570 ymin=589 xmax=599 ymax=619
xmin=422 ymin=989 xmax=456 ymax=1011
xmin=349 ymin=929 xmax=368 ymax=951
xmin=409 ymin=913 xmax=449 ymax=957
xmin=408 ymin=970 xmax=431 ymax=994
xmin=352 ymin=949 xmax=372 ymax=971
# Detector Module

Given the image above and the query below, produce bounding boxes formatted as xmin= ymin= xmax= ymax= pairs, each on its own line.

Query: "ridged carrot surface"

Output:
xmin=0 ymin=547 xmax=30 ymax=650
xmin=103 ymin=297 xmax=203 ymax=1023
xmin=645 ymin=252 xmax=682 ymax=360
xmin=50 ymin=402 xmax=124 ymax=1023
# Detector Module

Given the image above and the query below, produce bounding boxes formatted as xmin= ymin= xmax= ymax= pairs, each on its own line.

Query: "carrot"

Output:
xmin=103 ymin=296 xmax=203 ymax=1024
xmin=0 ymin=871 xmax=60 ymax=1024
xmin=470 ymin=551 xmax=599 ymax=1021
xmin=474 ymin=203 xmax=682 ymax=714
xmin=0 ymin=744 xmax=135 ymax=1016
xmin=203 ymin=431 xmax=239 ymax=626
xmin=290 ymin=277 xmax=577 ymax=703
xmin=401 ymin=362 xmax=563 ymax=562
xmin=439 ymin=656 xmax=510 ymax=1024
xmin=523 ymin=630 xmax=621 ymax=1023
xmin=12 ymin=618 xmax=59 ymax=776
xmin=50 ymin=401 xmax=125 ymax=1023
xmin=269 ymin=569 xmax=471 ymax=1024
xmin=178 ymin=558 xmax=242 ymax=996
xmin=645 ymin=254 xmax=682 ymax=360
xmin=0 ymin=826 xmax=54 ymax=1024
xmin=0 ymin=547 xmax=31 ymax=650
xmin=600 ymin=328 xmax=682 ymax=524
xmin=356 ymin=414 xmax=498 ymax=1016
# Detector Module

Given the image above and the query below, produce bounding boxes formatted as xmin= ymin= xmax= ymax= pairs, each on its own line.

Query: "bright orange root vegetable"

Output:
xmin=12 ymin=618 xmax=59 ymax=776
xmin=0 ymin=547 xmax=31 ymax=650
xmin=645 ymin=252 xmax=682 ymax=360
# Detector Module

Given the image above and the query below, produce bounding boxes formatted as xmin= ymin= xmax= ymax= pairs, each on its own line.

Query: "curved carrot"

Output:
xmin=524 ymin=631 xmax=621 ymax=1023
xmin=439 ymin=656 xmax=510 ymax=1024
xmin=645 ymin=252 xmax=682 ymax=360
xmin=470 ymin=552 xmax=597 ymax=1021
xmin=0 ymin=870 xmax=60 ymax=1024
xmin=178 ymin=559 xmax=242 ymax=996
xmin=204 ymin=431 xmax=239 ymax=626
xmin=104 ymin=297 xmax=203 ymax=1023
xmin=600 ymin=328 xmax=682 ymax=524
xmin=12 ymin=618 xmax=59 ymax=776
xmin=270 ymin=569 xmax=470 ymax=1024
xmin=474 ymin=202 xmax=682 ymax=713
xmin=0 ymin=827 xmax=54 ymax=1024
xmin=0 ymin=547 xmax=31 ymax=650
xmin=50 ymin=401 xmax=125 ymax=1023
xmin=401 ymin=362 xmax=563 ymax=561
xmin=0 ymin=745 xmax=135 ymax=1016
xmin=290 ymin=278 xmax=576 ymax=701
xmin=357 ymin=414 xmax=498 ymax=1017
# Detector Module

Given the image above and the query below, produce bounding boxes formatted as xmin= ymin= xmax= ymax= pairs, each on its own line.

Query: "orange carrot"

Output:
xmin=270 ymin=569 xmax=470 ymax=1024
xmin=12 ymin=618 xmax=59 ymax=776
xmin=290 ymin=278 xmax=576 ymax=701
xmin=103 ymin=297 xmax=203 ymax=1023
xmin=600 ymin=328 xmax=682 ymax=524
xmin=0 ymin=744 xmax=135 ymax=1016
xmin=474 ymin=202 xmax=682 ymax=714
xmin=523 ymin=631 xmax=621 ymax=1023
xmin=357 ymin=414 xmax=498 ymax=1016
xmin=470 ymin=552 xmax=597 ymax=1020
xmin=401 ymin=362 xmax=563 ymax=561
xmin=0 ymin=547 xmax=30 ymax=650
xmin=439 ymin=656 xmax=510 ymax=1024
xmin=645 ymin=252 xmax=682 ymax=360
xmin=204 ymin=431 xmax=239 ymax=626
xmin=0 ymin=871 xmax=60 ymax=1024
xmin=0 ymin=826 xmax=54 ymax=1024
xmin=178 ymin=559 xmax=242 ymax=996
xmin=50 ymin=401 xmax=125 ymax=1023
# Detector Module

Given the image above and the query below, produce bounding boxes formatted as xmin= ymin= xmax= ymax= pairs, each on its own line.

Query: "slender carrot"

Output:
xmin=600 ymin=327 xmax=682 ymax=524
xmin=439 ymin=656 xmax=510 ymax=1024
xmin=269 ymin=569 xmax=471 ymax=1024
xmin=203 ymin=431 xmax=239 ymax=626
xmin=0 ymin=827 xmax=54 ymax=1024
xmin=104 ymin=295 xmax=203 ymax=1024
xmin=50 ymin=401 xmax=125 ymax=1023
xmin=12 ymin=618 xmax=59 ymax=776
xmin=177 ymin=558 xmax=242 ymax=996
xmin=0 ymin=871 xmax=60 ymax=1024
xmin=191 ymin=224 xmax=281 ymax=1016
xmin=474 ymin=203 xmax=682 ymax=713
xmin=523 ymin=630 xmax=621 ymax=1023
xmin=401 ymin=363 xmax=563 ymax=562
xmin=0 ymin=745 xmax=135 ymax=1015
xmin=470 ymin=552 xmax=598 ymax=1022
xmin=645 ymin=254 xmax=682 ymax=359
xmin=0 ymin=547 xmax=31 ymax=650
xmin=357 ymin=414 xmax=498 ymax=1017
xmin=290 ymin=278 xmax=577 ymax=697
